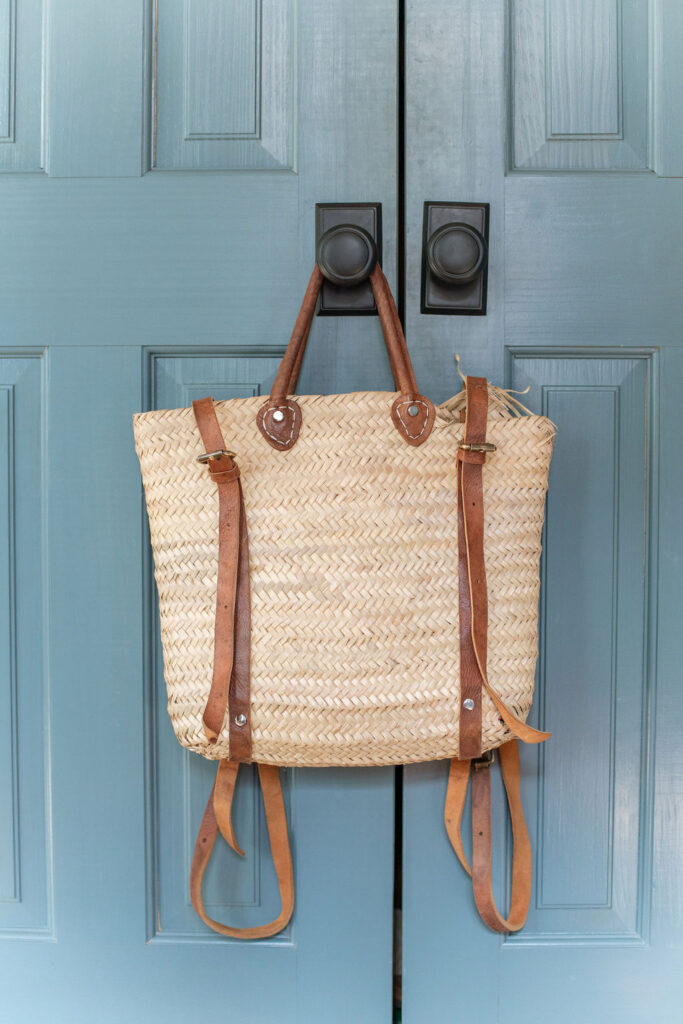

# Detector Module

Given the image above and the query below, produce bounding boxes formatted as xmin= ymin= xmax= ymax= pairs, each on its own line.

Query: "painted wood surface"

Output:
xmin=0 ymin=2 xmax=398 ymax=1020
xmin=154 ymin=0 xmax=295 ymax=170
xmin=0 ymin=0 xmax=43 ymax=171
xmin=403 ymin=1 xmax=682 ymax=1020
xmin=509 ymin=0 xmax=650 ymax=171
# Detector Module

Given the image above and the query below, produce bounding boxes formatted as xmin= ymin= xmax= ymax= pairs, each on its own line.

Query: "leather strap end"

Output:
xmin=484 ymin=684 xmax=551 ymax=744
xmin=203 ymin=720 xmax=219 ymax=744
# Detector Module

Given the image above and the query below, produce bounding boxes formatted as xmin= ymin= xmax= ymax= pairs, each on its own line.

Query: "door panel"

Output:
xmin=0 ymin=354 xmax=50 ymax=938
xmin=0 ymin=3 xmax=398 ymax=1020
xmin=403 ymin=1 xmax=681 ymax=1020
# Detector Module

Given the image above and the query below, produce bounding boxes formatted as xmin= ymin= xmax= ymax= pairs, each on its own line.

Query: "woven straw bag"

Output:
xmin=134 ymin=265 xmax=555 ymax=938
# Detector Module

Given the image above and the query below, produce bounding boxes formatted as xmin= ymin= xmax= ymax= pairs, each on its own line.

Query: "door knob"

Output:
xmin=421 ymin=202 xmax=490 ymax=315
xmin=315 ymin=203 xmax=382 ymax=315
xmin=426 ymin=222 xmax=487 ymax=285
xmin=317 ymin=224 xmax=377 ymax=286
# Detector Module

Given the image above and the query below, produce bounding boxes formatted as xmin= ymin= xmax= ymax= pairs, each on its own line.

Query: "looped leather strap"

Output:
xmin=192 ymin=398 xmax=252 ymax=761
xmin=445 ymin=740 xmax=532 ymax=933
xmin=190 ymin=760 xmax=294 ymax=939
xmin=256 ymin=263 xmax=435 ymax=450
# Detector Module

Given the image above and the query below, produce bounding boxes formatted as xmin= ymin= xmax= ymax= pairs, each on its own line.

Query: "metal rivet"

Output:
xmin=408 ymin=404 xmax=420 ymax=417
xmin=272 ymin=410 xmax=285 ymax=423
xmin=234 ymin=713 xmax=247 ymax=727
xmin=463 ymin=698 xmax=475 ymax=711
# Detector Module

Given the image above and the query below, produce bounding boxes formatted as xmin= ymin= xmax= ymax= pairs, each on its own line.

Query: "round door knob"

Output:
xmin=426 ymin=222 xmax=487 ymax=285
xmin=316 ymin=224 xmax=377 ymax=286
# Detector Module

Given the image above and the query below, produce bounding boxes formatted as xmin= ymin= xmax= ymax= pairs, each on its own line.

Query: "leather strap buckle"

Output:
xmin=197 ymin=449 xmax=237 ymax=464
xmin=459 ymin=442 xmax=497 ymax=453
xmin=472 ymin=750 xmax=495 ymax=770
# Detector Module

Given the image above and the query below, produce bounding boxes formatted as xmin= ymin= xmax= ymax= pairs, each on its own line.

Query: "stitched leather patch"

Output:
xmin=256 ymin=399 xmax=302 ymax=451
xmin=390 ymin=394 xmax=436 ymax=446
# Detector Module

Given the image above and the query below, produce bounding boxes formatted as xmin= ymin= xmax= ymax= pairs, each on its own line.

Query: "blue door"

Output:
xmin=0 ymin=3 xmax=398 ymax=1020
xmin=3 ymin=2 xmax=682 ymax=1021
xmin=402 ymin=1 xmax=683 ymax=1020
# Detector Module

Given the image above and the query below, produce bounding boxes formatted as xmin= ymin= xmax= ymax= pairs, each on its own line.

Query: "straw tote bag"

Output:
xmin=133 ymin=264 xmax=555 ymax=938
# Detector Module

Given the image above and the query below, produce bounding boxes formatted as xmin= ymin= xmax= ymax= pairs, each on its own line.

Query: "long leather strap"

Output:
xmin=445 ymin=740 xmax=532 ymax=932
xmin=192 ymin=398 xmax=252 ymax=760
xmin=190 ymin=760 xmax=294 ymax=939
xmin=456 ymin=378 xmax=551 ymax=750
xmin=457 ymin=377 xmax=488 ymax=758
xmin=448 ymin=376 xmax=550 ymax=932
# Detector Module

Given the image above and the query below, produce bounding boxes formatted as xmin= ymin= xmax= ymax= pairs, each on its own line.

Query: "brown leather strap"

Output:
xmin=190 ymin=760 xmax=294 ymax=939
xmin=456 ymin=378 xmax=550 ymax=749
xmin=457 ymin=376 xmax=488 ymax=758
xmin=192 ymin=398 xmax=252 ymax=760
xmin=270 ymin=266 xmax=325 ymax=406
xmin=284 ymin=266 xmax=409 ymax=396
xmin=445 ymin=740 xmax=532 ymax=933
xmin=257 ymin=263 xmax=435 ymax=450
xmin=370 ymin=266 xmax=436 ymax=447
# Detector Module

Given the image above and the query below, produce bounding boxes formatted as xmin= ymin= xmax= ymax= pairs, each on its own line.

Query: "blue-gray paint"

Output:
xmin=0 ymin=1 xmax=398 ymax=1019
xmin=402 ymin=2 xmax=680 ymax=1021
xmin=1 ymin=1 xmax=682 ymax=1021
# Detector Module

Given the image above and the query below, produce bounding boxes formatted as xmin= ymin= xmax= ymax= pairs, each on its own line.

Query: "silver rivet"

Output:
xmin=234 ymin=713 xmax=247 ymax=727
xmin=408 ymin=404 xmax=420 ymax=417
xmin=272 ymin=410 xmax=285 ymax=423
xmin=463 ymin=698 xmax=475 ymax=711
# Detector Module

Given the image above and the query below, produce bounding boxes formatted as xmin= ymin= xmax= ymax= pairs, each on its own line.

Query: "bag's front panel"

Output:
xmin=134 ymin=391 xmax=553 ymax=766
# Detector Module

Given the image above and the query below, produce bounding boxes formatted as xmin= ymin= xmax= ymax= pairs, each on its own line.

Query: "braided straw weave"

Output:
xmin=134 ymin=385 xmax=554 ymax=767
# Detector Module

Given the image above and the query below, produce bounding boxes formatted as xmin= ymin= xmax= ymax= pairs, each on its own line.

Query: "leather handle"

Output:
xmin=368 ymin=264 xmax=419 ymax=397
xmin=270 ymin=264 xmax=418 ymax=403
xmin=283 ymin=264 xmax=412 ymax=397
xmin=269 ymin=265 xmax=325 ymax=406
xmin=190 ymin=761 xmax=294 ymax=940
xmin=445 ymin=740 xmax=532 ymax=933
xmin=257 ymin=263 xmax=435 ymax=450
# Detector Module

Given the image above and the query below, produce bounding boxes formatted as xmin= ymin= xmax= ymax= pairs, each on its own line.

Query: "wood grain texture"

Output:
xmin=0 ymin=0 xmax=15 ymax=142
xmin=652 ymin=0 xmax=683 ymax=175
xmin=0 ymin=354 xmax=51 ymax=937
xmin=548 ymin=0 xmax=621 ymax=137
xmin=45 ymin=0 xmax=148 ymax=176
xmin=509 ymin=0 xmax=650 ymax=171
xmin=154 ymin=0 xmax=294 ymax=170
xmin=0 ymin=0 xmax=43 ymax=171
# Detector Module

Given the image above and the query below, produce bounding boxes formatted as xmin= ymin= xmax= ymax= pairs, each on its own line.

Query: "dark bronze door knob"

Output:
xmin=316 ymin=223 xmax=378 ymax=287
xmin=426 ymin=222 xmax=487 ymax=285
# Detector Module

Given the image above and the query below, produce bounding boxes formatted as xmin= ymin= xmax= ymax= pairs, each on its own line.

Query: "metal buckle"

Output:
xmin=458 ymin=442 xmax=497 ymax=453
xmin=197 ymin=449 xmax=236 ymax=464
xmin=472 ymin=750 xmax=495 ymax=770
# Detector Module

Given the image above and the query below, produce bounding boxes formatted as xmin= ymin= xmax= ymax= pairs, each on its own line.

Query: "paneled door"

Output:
xmin=0 ymin=3 xmax=399 ymax=1021
xmin=402 ymin=2 xmax=683 ymax=1021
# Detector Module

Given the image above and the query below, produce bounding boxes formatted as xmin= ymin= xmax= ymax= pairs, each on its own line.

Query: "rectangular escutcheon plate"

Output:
xmin=315 ymin=203 xmax=382 ymax=315
xmin=421 ymin=202 xmax=489 ymax=315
